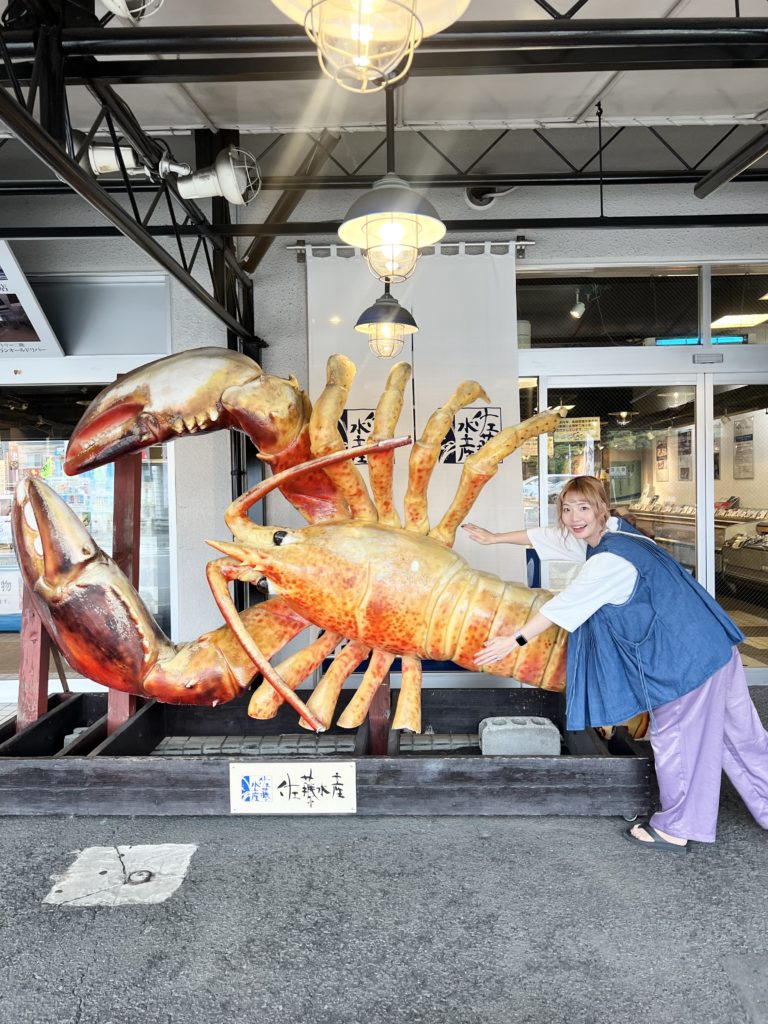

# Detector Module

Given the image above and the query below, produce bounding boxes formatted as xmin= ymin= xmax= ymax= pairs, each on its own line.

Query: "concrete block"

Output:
xmin=478 ymin=716 xmax=561 ymax=756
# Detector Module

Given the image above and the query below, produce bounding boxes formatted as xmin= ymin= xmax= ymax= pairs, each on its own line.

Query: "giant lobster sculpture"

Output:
xmin=12 ymin=349 xmax=568 ymax=734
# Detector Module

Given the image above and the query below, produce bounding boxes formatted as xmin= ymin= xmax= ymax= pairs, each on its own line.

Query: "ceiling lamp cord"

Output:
xmin=596 ymin=101 xmax=605 ymax=220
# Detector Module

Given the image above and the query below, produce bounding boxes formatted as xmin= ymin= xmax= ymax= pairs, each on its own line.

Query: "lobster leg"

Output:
xmin=368 ymin=362 xmax=412 ymax=528
xmin=299 ymin=640 xmax=370 ymax=732
xmin=206 ymin=558 xmax=324 ymax=731
xmin=247 ymin=630 xmax=342 ymax=720
xmin=403 ymin=380 xmax=490 ymax=534
xmin=309 ymin=355 xmax=378 ymax=522
xmin=391 ymin=655 xmax=423 ymax=733
xmin=336 ymin=649 xmax=395 ymax=729
xmin=430 ymin=407 xmax=566 ymax=547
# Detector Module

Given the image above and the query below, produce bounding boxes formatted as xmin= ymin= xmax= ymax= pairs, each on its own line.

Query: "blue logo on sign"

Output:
xmin=240 ymin=774 xmax=271 ymax=803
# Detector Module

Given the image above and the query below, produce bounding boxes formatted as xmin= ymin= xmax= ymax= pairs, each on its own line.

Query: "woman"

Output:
xmin=463 ymin=476 xmax=768 ymax=852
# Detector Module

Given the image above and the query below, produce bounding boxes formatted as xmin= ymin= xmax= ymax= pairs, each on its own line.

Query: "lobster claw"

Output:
xmin=12 ymin=477 xmax=174 ymax=693
xmin=64 ymin=347 xmax=308 ymax=475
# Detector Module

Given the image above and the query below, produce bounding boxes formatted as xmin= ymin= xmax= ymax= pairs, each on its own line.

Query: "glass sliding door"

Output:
xmin=713 ymin=380 xmax=768 ymax=671
xmin=535 ymin=378 xmax=700 ymax=590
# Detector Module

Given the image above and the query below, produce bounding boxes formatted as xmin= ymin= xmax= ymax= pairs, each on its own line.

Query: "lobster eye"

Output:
xmin=273 ymin=530 xmax=288 ymax=546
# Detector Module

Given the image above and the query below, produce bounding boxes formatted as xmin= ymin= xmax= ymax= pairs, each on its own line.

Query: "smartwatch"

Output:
xmin=515 ymin=633 xmax=528 ymax=647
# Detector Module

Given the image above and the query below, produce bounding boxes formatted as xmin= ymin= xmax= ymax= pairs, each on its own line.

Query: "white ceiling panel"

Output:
xmin=592 ymin=68 xmax=768 ymax=124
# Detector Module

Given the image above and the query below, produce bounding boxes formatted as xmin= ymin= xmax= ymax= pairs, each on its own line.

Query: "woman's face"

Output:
xmin=560 ymin=491 xmax=605 ymax=547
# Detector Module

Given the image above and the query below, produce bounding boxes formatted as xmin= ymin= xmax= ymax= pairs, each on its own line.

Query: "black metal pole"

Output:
xmin=694 ymin=124 xmax=768 ymax=198
xmin=385 ymin=87 xmax=395 ymax=174
xmin=596 ymin=101 xmax=604 ymax=218
xmin=3 ymin=20 xmax=768 ymax=57
xmin=5 ymin=169 xmax=768 ymax=195
xmin=8 ymin=213 xmax=768 ymax=239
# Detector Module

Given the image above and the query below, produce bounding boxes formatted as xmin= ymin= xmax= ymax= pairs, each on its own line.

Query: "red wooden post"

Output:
xmin=108 ymin=450 xmax=143 ymax=733
xmin=367 ymin=673 xmax=391 ymax=755
xmin=16 ymin=587 xmax=51 ymax=731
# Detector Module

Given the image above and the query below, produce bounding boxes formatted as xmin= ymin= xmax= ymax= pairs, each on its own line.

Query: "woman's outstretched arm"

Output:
xmin=462 ymin=523 xmax=531 ymax=547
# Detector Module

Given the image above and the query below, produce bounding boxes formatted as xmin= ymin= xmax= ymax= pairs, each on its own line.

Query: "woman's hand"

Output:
xmin=462 ymin=523 xmax=497 ymax=545
xmin=474 ymin=634 xmax=520 ymax=666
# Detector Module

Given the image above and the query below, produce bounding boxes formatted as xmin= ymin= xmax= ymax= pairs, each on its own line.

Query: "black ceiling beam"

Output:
xmin=7 ymin=212 xmax=768 ymax=240
xmin=694 ymin=124 xmax=768 ymax=197
xmin=0 ymin=83 xmax=259 ymax=343
xmin=34 ymin=48 xmax=768 ymax=84
xmin=4 ymin=169 xmax=768 ymax=194
xmin=3 ymin=19 xmax=768 ymax=56
xmin=2 ymin=19 xmax=768 ymax=82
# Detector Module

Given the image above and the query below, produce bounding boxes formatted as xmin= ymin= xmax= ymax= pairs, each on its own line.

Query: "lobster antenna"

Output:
xmin=225 ymin=435 xmax=412 ymax=530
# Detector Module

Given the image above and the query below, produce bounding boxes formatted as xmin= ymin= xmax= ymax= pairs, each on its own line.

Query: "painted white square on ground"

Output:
xmin=230 ymin=761 xmax=357 ymax=814
xmin=44 ymin=844 xmax=196 ymax=907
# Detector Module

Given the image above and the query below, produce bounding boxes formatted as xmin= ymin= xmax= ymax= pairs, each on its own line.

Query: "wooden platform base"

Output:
xmin=0 ymin=688 xmax=653 ymax=818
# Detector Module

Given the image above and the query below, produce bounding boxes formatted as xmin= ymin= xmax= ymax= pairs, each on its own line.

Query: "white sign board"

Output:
xmin=0 ymin=240 xmax=63 ymax=357
xmin=229 ymin=761 xmax=357 ymax=814
xmin=0 ymin=568 xmax=22 ymax=617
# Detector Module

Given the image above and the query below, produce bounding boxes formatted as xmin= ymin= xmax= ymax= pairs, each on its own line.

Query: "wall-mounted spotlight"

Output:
xmin=71 ymin=130 xmax=149 ymax=178
xmin=270 ymin=0 xmax=471 ymax=94
xmin=160 ymin=146 xmax=262 ymax=206
xmin=570 ymin=288 xmax=586 ymax=320
xmin=338 ymin=173 xmax=445 ymax=283
xmin=354 ymin=282 xmax=418 ymax=359
xmin=99 ymin=0 xmax=165 ymax=24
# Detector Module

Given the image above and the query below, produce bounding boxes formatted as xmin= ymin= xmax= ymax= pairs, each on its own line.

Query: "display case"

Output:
xmin=626 ymin=502 xmax=768 ymax=578
xmin=721 ymin=520 xmax=768 ymax=589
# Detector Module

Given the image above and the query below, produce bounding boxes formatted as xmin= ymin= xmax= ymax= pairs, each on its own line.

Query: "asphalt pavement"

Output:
xmin=0 ymin=695 xmax=766 ymax=1024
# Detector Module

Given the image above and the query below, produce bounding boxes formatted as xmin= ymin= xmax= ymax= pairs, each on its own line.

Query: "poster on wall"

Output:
xmin=655 ymin=436 xmax=669 ymax=482
xmin=733 ymin=416 xmax=754 ymax=480
xmin=677 ymin=429 xmax=692 ymax=481
xmin=0 ymin=241 xmax=63 ymax=357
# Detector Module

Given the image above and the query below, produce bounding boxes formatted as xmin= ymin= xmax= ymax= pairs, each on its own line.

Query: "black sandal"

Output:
xmin=623 ymin=820 xmax=691 ymax=853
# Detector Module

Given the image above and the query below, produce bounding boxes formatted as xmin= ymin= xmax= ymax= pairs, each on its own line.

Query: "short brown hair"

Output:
xmin=555 ymin=476 xmax=610 ymax=531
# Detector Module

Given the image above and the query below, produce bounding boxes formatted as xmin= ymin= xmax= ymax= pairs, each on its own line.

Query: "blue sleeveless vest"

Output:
xmin=565 ymin=522 xmax=744 ymax=730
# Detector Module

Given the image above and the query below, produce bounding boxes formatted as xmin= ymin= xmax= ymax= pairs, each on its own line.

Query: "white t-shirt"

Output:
xmin=527 ymin=517 xmax=654 ymax=632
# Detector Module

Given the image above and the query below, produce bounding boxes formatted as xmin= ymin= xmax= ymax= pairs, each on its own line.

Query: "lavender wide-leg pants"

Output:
xmin=649 ymin=646 xmax=768 ymax=843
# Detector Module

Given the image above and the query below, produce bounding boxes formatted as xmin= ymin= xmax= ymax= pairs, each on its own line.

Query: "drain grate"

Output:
xmin=153 ymin=734 xmax=358 ymax=757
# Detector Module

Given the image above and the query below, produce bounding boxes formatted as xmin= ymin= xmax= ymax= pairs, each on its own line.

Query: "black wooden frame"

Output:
xmin=0 ymin=688 xmax=653 ymax=818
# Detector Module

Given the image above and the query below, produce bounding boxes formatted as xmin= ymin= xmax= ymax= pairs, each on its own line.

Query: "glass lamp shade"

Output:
xmin=271 ymin=0 xmax=471 ymax=93
xmin=339 ymin=174 xmax=445 ymax=283
xmin=365 ymin=322 xmax=406 ymax=358
xmin=355 ymin=285 xmax=418 ymax=359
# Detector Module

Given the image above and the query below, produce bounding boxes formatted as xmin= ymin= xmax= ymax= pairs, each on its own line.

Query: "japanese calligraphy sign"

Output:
xmin=338 ymin=409 xmax=375 ymax=464
xmin=439 ymin=406 xmax=502 ymax=464
xmin=229 ymin=761 xmax=357 ymax=814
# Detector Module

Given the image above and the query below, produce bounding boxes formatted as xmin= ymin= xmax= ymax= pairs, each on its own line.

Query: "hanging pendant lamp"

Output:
xmin=355 ymin=281 xmax=418 ymax=358
xmin=271 ymin=1 xmax=472 ymax=94
xmin=339 ymin=173 xmax=445 ymax=283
